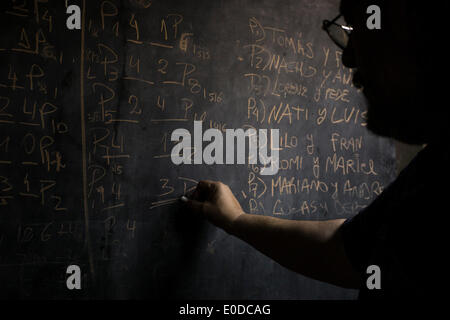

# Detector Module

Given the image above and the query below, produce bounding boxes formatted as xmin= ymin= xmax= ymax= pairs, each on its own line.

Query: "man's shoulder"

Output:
xmin=340 ymin=141 xmax=448 ymax=298
xmin=372 ymin=141 xmax=448 ymax=213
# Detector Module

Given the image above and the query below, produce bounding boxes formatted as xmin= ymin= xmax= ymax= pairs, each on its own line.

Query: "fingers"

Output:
xmin=184 ymin=198 xmax=204 ymax=215
xmin=192 ymin=180 xmax=219 ymax=201
xmin=182 ymin=180 xmax=226 ymax=209
xmin=196 ymin=180 xmax=216 ymax=192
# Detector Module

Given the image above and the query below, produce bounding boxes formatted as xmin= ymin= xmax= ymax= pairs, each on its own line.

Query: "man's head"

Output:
xmin=340 ymin=0 xmax=443 ymax=144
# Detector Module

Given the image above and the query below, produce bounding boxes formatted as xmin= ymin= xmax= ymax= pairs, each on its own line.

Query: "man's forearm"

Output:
xmin=229 ymin=214 xmax=360 ymax=289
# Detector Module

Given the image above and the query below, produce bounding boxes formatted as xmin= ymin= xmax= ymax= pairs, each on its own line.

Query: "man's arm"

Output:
xmin=184 ymin=180 xmax=361 ymax=289
xmin=231 ymin=214 xmax=360 ymax=288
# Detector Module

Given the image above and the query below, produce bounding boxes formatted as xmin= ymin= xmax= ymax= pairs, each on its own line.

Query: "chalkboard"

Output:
xmin=0 ymin=0 xmax=396 ymax=299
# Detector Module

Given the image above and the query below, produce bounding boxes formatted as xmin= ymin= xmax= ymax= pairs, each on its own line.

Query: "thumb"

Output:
xmin=182 ymin=197 xmax=204 ymax=214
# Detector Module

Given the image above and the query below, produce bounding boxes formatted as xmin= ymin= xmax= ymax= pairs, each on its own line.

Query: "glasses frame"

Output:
xmin=322 ymin=14 xmax=353 ymax=50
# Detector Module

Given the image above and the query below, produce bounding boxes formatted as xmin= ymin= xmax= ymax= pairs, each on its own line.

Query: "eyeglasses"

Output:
xmin=322 ymin=14 xmax=353 ymax=50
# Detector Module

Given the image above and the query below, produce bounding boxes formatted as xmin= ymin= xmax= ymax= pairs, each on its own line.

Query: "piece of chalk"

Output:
xmin=180 ymin=196 xmax=189 ymax=202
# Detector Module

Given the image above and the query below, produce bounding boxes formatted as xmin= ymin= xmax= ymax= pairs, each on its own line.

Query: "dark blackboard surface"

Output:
xmin=0 ymin=0 xmax=395 ymax=299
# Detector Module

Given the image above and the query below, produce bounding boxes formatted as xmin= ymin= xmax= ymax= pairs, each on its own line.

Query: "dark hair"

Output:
xmin=341 ymin=0 xmax=448 ymax=144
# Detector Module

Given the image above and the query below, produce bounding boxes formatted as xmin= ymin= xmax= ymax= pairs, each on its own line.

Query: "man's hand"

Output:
xmin=182 ymin=180 xmax=244 ymax=233
xmin=181 ymin=180 xmax=360 ymax=288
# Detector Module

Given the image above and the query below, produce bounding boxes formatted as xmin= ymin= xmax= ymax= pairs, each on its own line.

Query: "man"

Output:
xmin=182 ymin=0 xmax=448 ymax=298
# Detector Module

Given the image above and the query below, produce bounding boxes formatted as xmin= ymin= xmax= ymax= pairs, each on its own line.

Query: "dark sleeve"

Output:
xmin=340 ymin=208 xmax=380 ymax=275
xmin=339 ymin=143 xmax=433 ymax=275
xmin=339 ymin=160 xmax=407 ymax=274
xmin=340 ymin=143 xmax=448 ymax=296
